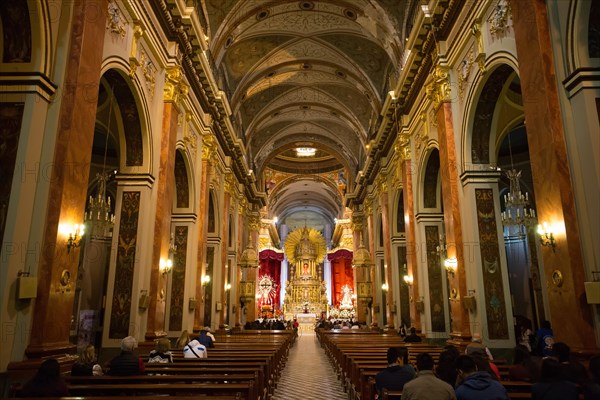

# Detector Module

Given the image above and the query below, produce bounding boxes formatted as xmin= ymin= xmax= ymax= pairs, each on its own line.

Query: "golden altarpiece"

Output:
xmin=283 ymin=227 xmax=328 ymax=320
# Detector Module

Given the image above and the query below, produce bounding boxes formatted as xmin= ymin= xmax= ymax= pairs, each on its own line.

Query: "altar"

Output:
xmin=295 ymin=313 xmax=317 ymax=324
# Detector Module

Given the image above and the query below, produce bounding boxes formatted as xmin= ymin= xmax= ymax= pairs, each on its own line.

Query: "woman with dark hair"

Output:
xmin=436 ymin=346 xmax=459 ymax=387
xmin=19 ymin=358 xmax=69 ymax=397
xmin=509 ymin=344 xmax=539 ymax=382
xmin=531 ymin=358 xmax=578 ymax=400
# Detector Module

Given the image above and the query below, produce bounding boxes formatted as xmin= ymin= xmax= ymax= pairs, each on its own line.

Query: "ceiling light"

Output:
xmin=296 ymin=147 xmax=316 ymax=157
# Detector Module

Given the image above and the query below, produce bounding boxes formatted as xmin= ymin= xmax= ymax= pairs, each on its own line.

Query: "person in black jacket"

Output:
xmin=375 ymin=347 xmax=414 ymax=399
xmin=108 ymin=336 xmax=144 ymax=376
xmin=532 ymin=357 xmax=578 ymax=400
xmin=197 ymin=329 xmax=215 ymax=348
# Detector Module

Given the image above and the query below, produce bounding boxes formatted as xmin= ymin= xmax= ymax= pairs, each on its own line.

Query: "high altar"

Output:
xmin=283 ymin=227 xmax=328 ymax=320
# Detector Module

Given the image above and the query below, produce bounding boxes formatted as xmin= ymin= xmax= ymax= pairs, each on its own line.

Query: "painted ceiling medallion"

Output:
xmin=299 ymin=1 xmax=315 ymax=11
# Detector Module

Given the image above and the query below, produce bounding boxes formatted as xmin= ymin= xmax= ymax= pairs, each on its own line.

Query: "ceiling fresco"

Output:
xmin=202 ymin=0 xmax=407 ymax=225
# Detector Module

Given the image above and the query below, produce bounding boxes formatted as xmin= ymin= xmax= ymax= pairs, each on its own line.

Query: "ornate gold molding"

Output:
xmin=164 ymin=65 xmax=189 ymax=103
xmin=183 ymin=113 xmax=197 ymax=157
xmin=224 ymin=172 xmax=235 ymax=195
xmin=471 ymin=21 xmax=487 ymax=73
xmin=351 ymin=214 xmax=364 ymax=232
xmin=376 ymin=172 xmax=388 ymax=195
xmin=248 ymin=214 xmax=261 ymax=232
xmin=202 ymin=134 xmax=216 ymax=161
xmin=426 ymin=65 xmax=452 ymax=110
xmin=107 ymin=1 xmax=126 ymax=38
xmin=488 ymin=0 xmax=512 ymax=39
xmin=238 ymin=197 xmax=248 ymax=216
xmin=129 ymin=24 xmax=144 ymax=77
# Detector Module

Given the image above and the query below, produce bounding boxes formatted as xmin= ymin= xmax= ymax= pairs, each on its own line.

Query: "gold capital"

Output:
xmin=426 ymin=65 xmax=452 ymax=110
xmin=164 ymin=66 xmax=188 ymax=102
xmin=202 ymin=134 xmax=216 ymax=161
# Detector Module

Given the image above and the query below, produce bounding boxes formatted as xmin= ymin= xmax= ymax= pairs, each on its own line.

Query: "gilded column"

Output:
xmin=193 ymin=134 xmax=216 ymax=331
xmin=145 ymin=66 xmax=186 ymax=341
xmin=511 ymin=0 xmax=595 ymax=348
xmin=427 ymin=64 xmax=471 ymax=344
xmin=352 ymin=212 xmax=371 ymax=324
xmin=25 ymin=0 xmax=108 ymax=358
xmin=377 ymin=173 xmax=395 ymax=330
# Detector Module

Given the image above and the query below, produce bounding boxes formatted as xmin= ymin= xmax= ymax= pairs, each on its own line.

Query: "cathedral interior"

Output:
xmin=0 ymin=0 xmax=599 ymax=389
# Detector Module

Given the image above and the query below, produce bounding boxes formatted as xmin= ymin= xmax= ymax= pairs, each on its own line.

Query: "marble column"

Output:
xmin=511 ymin=0 xmax=595 ymax=349
xmin=435 ymin=101 xmax=471 ymax=343
xmin=145 ymin=96 xmax=180 ymax=341
xmin=401 ymin=160 xmax=422 ymax=330
xmin=219 ymin=175 xmax=233 ymax=327
xmin=24 ymin=0 xmax=108 ymax=358
xmin=379 ymin=180 xmax=395 ymax=330
xmin=365 ymin=204 xmax=377 ymax=325
xmin=352 ymin=213 xmax=370 ymax=324
xmin=194 ymin=134 xmax=215 ymax=331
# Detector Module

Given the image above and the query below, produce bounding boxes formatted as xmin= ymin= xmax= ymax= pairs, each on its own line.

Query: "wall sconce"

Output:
xmin=189 ymin=297 xmax=197 ymax=311
xmin=444 ymin=257 xmax=458 ymax=275
xmin=225 ymin=283 xmax=231 ymax=291
xmin=381 ymin=283 xmax=389 ymax=291
xmin=537 ymin=222 xmax=556 ymax=252
xmin=60 ymin=223 xmax=84 ymax=254
xmin=403 ymin=274 xmax=413 ymax=286
xmin=159 ymin=258 xmax=172 ymax=275
xmin=201 ymin=275 xmax=211 ymax=286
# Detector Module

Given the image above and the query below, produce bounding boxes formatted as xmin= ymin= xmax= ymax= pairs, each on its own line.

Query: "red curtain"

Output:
xmin=258 ymin=250 xmax=283 ymax=312
xmin=328 ymin=250 xmax=354 ymax=307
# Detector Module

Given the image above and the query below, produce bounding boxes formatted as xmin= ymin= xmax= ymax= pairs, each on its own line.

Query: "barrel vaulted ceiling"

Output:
xmin=200 ymin=0 xmax=408 ymax=225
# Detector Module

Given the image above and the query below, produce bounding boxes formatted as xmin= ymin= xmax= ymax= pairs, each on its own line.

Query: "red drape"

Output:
xmin=258 ymin=250 xmax=283 ymax=312
xmin=328 ymin=250 xmax=354 ymax=307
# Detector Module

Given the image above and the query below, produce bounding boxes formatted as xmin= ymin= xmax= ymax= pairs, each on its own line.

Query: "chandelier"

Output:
xmin=85 ymin=85 xmax=116 ymax=239
xmin=501 ymin=132 xmax=536 ymax=233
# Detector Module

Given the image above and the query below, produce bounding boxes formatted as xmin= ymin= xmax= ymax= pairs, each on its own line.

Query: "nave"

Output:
xmin=272 ymin=331 xmax=346 ymax=400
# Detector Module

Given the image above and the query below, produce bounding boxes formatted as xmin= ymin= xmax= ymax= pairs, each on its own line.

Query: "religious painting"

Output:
xmin=425 ymin=225 xmax=446 ymax=332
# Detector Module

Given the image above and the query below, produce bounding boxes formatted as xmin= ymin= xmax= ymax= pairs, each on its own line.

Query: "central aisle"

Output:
xmin=271 ymin=330 xmax=347 ymax=399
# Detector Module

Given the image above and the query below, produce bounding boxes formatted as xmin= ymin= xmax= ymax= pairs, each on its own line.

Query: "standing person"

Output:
xmin=18 ymin=358 xmax=69 ymax=397
xmin=108 ymin=336 xmax=144 ymax=376
xmin=403 ymin=327 xmax=422 ymax=343
xmin=375 ymin=347 xmax=415 ymax=399
xmin=71 ymin=344 xmax=103 ymax=376
xmin=534 ymin=320 xmax=554 ymax=356
xmin=454 ymin=355 xmax=508 ymax=400
xmin=531 ymin=358 xmax=578 ymax=400
xmin=148 ymin=337 xmax=173 ymax=363
xmin=402 ymin=352 xmax=456 ymax=400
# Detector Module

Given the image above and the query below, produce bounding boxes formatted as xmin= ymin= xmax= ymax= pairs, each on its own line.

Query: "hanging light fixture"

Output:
xmin=85 ymin=85 xmax=116 ymax=239
xmin=501 ymin=131 xmax=536 ymax=234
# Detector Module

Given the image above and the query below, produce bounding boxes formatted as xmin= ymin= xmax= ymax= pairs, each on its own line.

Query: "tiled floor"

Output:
xmin=271 ymin=330 xmax=347 ymax=400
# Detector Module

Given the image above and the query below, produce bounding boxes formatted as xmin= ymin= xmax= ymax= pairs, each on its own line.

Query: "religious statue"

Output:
xmin=340 ymin=284 xmax=353 ymax=310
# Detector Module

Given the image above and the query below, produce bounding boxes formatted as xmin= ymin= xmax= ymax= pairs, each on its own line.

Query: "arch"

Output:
xmin=0 ymin=0 xmax=32 ymax=63
xmin=174 ymin=149 xmax=191 ymax=210
xmin=469 ymin=64 xmax=515 ymax=164
xmin=395 ymin=189 xmax=405 ymax=234
xmin=422 ymin=148 xmax=441 ymax=210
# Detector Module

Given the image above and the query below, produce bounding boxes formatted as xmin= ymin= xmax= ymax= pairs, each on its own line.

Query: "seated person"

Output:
xmin=403 ymin=327 xmax=422 ymax=343
xmin=197 ymin=328 xmax=214 ymax=348
xmin=508 ymin=344 xmax=539 ymax=382
xmin=183 ymin=337 xmax=207 ymax=358
xmin=71 ymin=344 xmax=103 ymax=376
xmin=465 ymin=333 xmax=493 ymax=360
xmin=532 ymin=357 xmax=578 ymax=400
xmin=402 ymin=353 xmax=456 ymax=400
xmin=148 ymin=337 xmax=173 ymax=363
xmin=375 ymin=347 xmax=415 ymax=399
xmin=552 ymin=341 xmax=588 ymax=385
xmin=455 ymin=355 xmax=508 ymax=400
xmin=204 ymin=326 xmax=217 ymax=343
xmin=19 ymin=358 xmax=69 ymax=397
xmin=108 ymin=336 xmax=144 ymax=376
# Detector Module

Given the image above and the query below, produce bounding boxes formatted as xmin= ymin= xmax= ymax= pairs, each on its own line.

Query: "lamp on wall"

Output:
xmin=537 ymin=222 xmax=556 ymax=252
xmin=60 ymin=223 xmax=85 ymax=254
xmin=159 ymin=258 xmax=172 ymax=275
xmin=381 ymin=283 xmax=389 ymax=291
xmin=444 ymin=257 xmax=458 ymax=275
xmin=403 ymin=274 xmax=413 ymax=286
